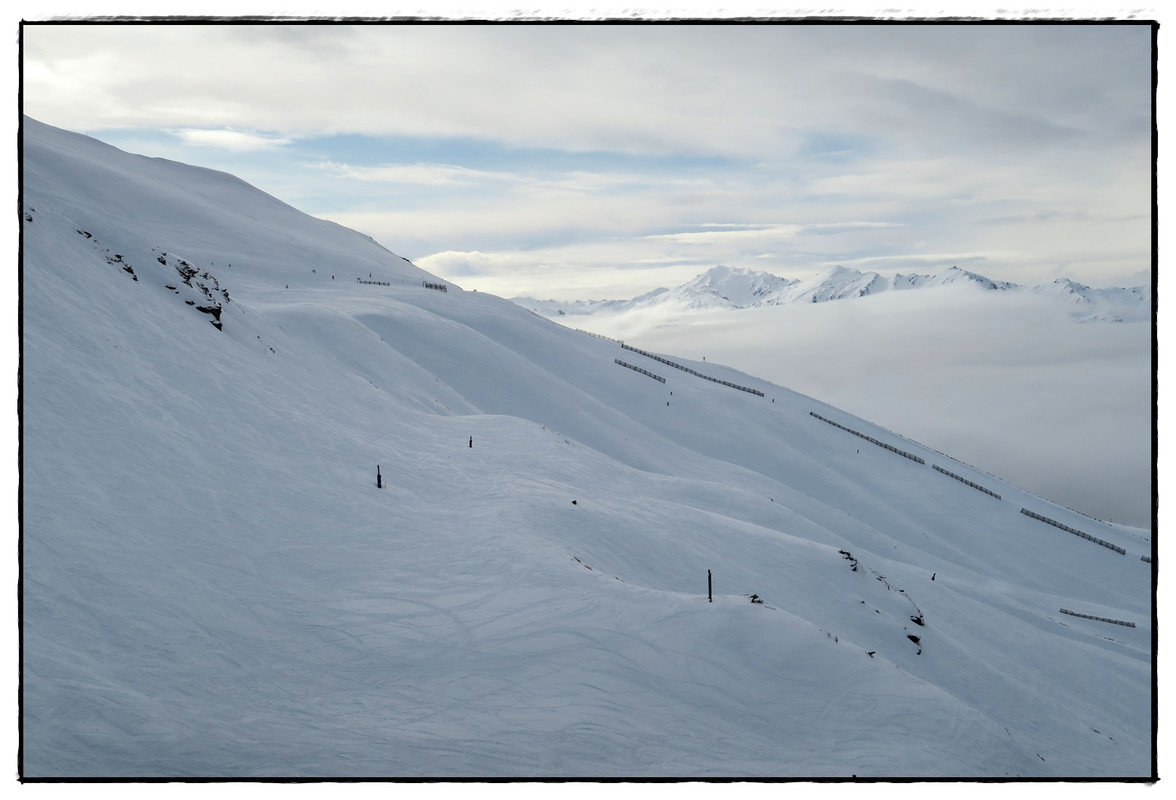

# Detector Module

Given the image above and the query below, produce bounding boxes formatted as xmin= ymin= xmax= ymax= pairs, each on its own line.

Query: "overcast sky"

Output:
xmin=21 ymin=14 xmax=1155 ymax=300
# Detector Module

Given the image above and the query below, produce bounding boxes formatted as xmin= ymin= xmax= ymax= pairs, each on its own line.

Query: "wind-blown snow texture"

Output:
xmin=21 ymin=118 xmax=1153 ymax=778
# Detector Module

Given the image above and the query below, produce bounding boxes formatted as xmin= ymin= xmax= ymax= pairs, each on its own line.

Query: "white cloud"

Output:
xmin=23 ymin=24 xmax=1152 ymax=160
xmin=314 ymin=161 xmax=518 ymax=186
xmin=21 ymin=22 xmax=1153 ymax=296
xmin=415 ymin=250 xmax=513 ymax=278
xmin=642 ymin=225 xmax=804 ymax=244
xmin=415 ymin=246 xmax=711 ymax=300
xmin=829 ymin=251 xmax=1005 ymax=271
xmin=174 ymin=129 xmax=293 ymax=152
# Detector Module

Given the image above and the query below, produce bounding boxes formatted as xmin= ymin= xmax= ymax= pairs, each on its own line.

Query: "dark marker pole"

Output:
xmin=376 ymin=464 xmax=382 ymax=489
xmin=708 ymin=570 xmax=712 ymax=603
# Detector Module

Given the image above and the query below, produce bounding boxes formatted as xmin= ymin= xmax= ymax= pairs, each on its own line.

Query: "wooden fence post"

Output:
xmin=376 ymin=464 xmax=382 ymax=489
xmin=708 ymin=569 xmax=712 ymax=603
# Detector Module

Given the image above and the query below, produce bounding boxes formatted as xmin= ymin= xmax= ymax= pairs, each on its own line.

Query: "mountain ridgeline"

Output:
xmin=514 ymin=264 xmax=1149 ymax=323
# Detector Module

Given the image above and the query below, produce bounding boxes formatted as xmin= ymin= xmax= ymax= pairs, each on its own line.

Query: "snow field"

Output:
xmin=20 ymin=117 xmax=1152 ymax=777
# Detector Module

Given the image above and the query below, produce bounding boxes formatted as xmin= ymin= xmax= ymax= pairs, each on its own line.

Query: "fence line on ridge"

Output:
xmin=621 ymin=343 xmax=764 ymax=396
xmin=1019 ymin=508 xmax=1126 ymax=555
xmin=574 ymin=328 xmax=624 ymax=344
xmin=808 ymin=412 xmax=925 ymax=464
xmin=1059 ymin=608 xmax=1136 ymax=628
xmin=615 ymin=359 xmax=666 ymax=383
xmin=931 ymin=464 xmax=1002 ymax=499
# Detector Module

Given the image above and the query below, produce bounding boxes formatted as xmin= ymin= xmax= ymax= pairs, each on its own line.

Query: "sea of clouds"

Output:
xmin=566 ymin=285 xmax=1152 ymax=530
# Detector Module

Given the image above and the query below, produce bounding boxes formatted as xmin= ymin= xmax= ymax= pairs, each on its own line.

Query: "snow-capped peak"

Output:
xmin=781 ymin=265 xmax=893 ymax=303
xmin=924 ymin=265 xmax=1019 ymax=291
xmin=1029 ymin=276 xmax=1150 ymax=321
xmin=666 ymin=265 xmax=798 ymax=308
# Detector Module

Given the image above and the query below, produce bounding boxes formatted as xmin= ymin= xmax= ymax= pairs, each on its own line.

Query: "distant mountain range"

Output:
xmin=513 ymin=265 xmax=1150 ymax=323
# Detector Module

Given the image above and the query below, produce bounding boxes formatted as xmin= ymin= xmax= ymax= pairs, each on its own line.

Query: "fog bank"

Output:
xmin=569 ymin=287 xmax=1153 ymax=530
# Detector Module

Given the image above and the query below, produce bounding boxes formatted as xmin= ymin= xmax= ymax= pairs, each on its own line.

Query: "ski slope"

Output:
xmin=20 ymin=117 xmax=1153 ymax=778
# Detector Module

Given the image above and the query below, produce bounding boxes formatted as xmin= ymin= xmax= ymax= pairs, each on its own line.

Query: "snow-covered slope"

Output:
xmin=514 ymin=264 xmax=1145 ymax=321
xmin=1032 ymin=277 xmax=1151 ymax=323
xmin=21 ymin=118 xmax=1153 ymax=778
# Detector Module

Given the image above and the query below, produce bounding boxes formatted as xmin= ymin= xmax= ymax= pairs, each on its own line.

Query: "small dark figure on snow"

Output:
xmin=931 ymin=572 xmax=936 ymax=581
xmin=469 ymin=436 xmax=473 ymax=448
xmin=376 ymin=464 xmax=382 ymax=489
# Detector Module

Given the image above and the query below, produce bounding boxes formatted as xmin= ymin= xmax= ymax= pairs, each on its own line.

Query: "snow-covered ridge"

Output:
xmin=514 ymin=264 xmax=1149 ymax=321
xmin=21 ymin=117 xmax=1152 ymax=778
xmin=1030 ymin=277 xmax=1151 ymax=323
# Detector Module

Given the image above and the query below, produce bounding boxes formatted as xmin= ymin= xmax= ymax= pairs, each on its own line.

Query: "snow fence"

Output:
xmin=931 ymin=464 xmax=1002 ymax=499
xmin=614 ymin=359 xmax=666 ymax=383
xmin=575 ymin=328 xmax=624 ymax=345
xmin=1019 ymin=508 xmax=1126 ymax=555
xmin=1059 ymin=608 xmax=1136 ymax=627
xmin=621 ymin=343 xmax=764 ymax=396
xmin=808 ymin=412 xmax=925 ymax=464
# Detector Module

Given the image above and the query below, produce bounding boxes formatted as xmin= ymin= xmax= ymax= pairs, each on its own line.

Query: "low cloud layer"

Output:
xmin=570 ymin=287 xmax=1153 ymax=529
